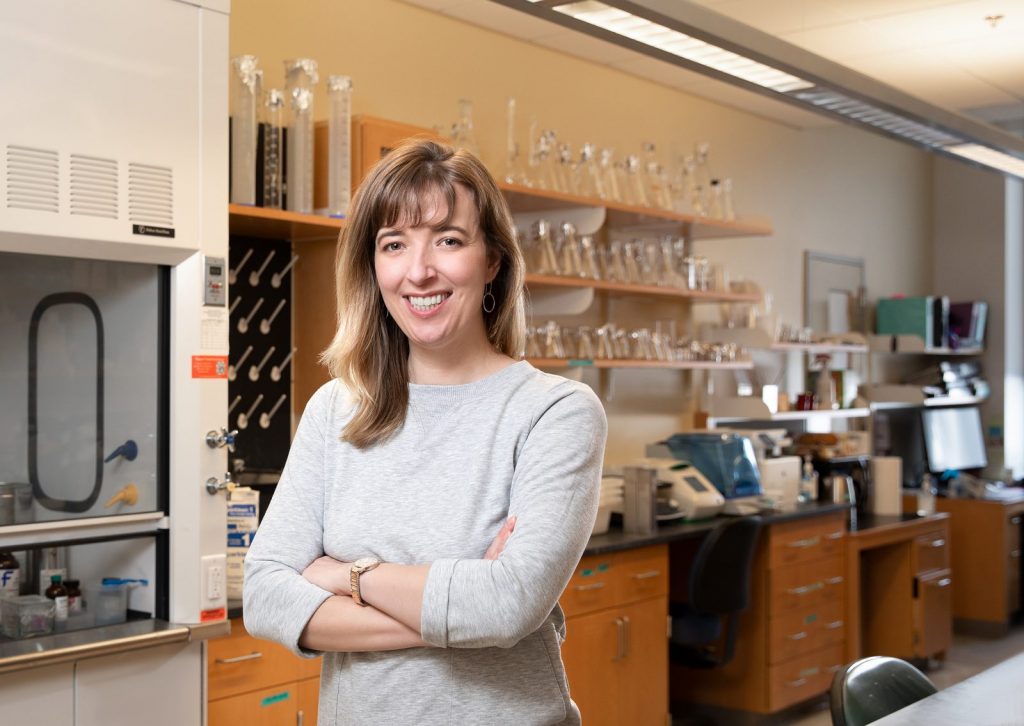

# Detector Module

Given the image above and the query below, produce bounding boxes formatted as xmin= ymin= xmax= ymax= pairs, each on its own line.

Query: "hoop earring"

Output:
xmin=482 ymin=282 xmax=496 ymax=314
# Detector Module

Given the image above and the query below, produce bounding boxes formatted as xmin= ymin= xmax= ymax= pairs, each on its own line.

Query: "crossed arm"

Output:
xmin=297 ymin=517 xmax=516 ymax=652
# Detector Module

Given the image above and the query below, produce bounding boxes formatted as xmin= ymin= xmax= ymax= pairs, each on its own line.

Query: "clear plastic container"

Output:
xmin=325 ymin=75 xmax=352 ymax=218
xmin=284 ymin=58 xmax=318 ymax=214
xmin=92 ymin=583 xmax=128 ymax=626
xmin=1 ymin=594 xmax=54 ymax=638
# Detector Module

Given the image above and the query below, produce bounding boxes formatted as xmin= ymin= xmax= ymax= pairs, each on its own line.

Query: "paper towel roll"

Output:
xmin=871 ymin=456 xmax=903 ymax=516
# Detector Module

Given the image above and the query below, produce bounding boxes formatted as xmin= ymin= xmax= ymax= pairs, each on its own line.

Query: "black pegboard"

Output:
xmin=228 ymin=237 xmax=293 ymax=474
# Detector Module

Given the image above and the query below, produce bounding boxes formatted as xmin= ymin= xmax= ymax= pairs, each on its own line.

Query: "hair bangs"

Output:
xmin=373 ymin=163 xmax=461 ymax=235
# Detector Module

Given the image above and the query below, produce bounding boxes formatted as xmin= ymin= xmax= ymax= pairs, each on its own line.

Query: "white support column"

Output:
xmin=1004 ymin=175 xmax=1024 ymax=479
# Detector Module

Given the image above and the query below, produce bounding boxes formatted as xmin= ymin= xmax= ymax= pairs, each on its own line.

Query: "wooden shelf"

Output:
xmin=499 ymin=182 xmax=773 ymax=238
xmin=770 ymin=342 xmax=869 ymax=354
xmin=527 ymin=357 xmax=754 ymax=370
xmin=228 ymin=204 xmax=344 ymax=241
xmin=870 ymin=394 xmax=989 ymax=411
xmin=707 ymin=407 xmax=872 ymax=425
xmin=525 ymin=273 xmax=761 ymax=303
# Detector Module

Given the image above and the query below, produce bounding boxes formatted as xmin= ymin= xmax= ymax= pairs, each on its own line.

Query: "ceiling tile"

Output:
xmin=847 ymin=48 xmax=1020 ymax=110
xmin=397 ymin=0 xmax=471 ymax=12
xmin=689 ymin=0 xmax=853 ymax=35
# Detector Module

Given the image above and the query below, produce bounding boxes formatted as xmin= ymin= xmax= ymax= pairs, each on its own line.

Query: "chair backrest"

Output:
xmin=830 ymin=656 xmax=938 ymax=726
xmin=689 ymin=516 xmax=762 ymax=615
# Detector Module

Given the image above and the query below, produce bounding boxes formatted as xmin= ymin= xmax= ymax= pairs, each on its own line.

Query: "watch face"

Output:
xmin=353 ymin=557 xmax=379 ymax=570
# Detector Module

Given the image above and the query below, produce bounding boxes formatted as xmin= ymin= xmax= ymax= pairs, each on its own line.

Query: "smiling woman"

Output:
xmin=243 ymin=139 xmax=608 ymax=725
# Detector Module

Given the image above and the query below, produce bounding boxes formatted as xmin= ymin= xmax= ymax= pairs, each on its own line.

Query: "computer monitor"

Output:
xmin=921 ymin=405 xmax=987 ymax=474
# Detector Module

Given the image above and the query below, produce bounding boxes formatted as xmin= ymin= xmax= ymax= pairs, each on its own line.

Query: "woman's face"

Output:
xmin=374 ymin=183 xmax=498 ymax=357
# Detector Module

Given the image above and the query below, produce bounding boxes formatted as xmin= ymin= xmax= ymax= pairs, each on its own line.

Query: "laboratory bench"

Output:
xmin=210 ymin=504 xmax=954 ymax=726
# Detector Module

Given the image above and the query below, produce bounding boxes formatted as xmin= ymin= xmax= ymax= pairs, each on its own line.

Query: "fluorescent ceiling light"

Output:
xmin=552 ymin=1 xmax=812 ymax=93
xmin=488 ymin=0 xmax=1024 ymax=179
xmin=944 ymin=144 xmax=1024 ymax=178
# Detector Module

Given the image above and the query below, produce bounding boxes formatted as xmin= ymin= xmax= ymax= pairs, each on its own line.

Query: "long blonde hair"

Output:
xmin=320 ymin=139 xmax=526 ymax=448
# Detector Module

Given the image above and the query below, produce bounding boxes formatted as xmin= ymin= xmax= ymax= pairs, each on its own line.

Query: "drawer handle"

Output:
xmin=613 ymin=618 xmax=626 ymax=661
xmin=825 ymin=576 xmax=844 ymax=586
xmin=825 ymin=531 xmax=844 ymax=541
xmin=787 ymin=582 xmax=824 ymax=596
xmin=215 ymin=651 xmax=263 ymax=665
xmin=936 ymin=577 xmax=952 ymax=588
xmin=787 ymin=536 xmax=821 ymax=549
xmin=827 ymin=664 xmax=843 ymax=674
xmin=825 ymin=620 xmax=844 ymax=630
xmin=786 ymin=678 xmax=808 ymax=688
xmin=787 ymin=631 xmax=808 ymax=641
xmin=929 ymin=539 xmax=946 ymax=548
xmin=575 ymin=582 xmax=606 ymax=592
xmin=632 ymin=569 xmax=661 ymax=580
xmin=1011 ymin=550 xmax=1022 ymax=559
xmin=1011 ymin=516 xmax=1021 ymax=525
xmin=623 ymin=615 xmax=631 ymax=658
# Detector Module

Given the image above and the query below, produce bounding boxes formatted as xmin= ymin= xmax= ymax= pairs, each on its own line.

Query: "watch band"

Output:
xmin=350 ymin=558 xmax=381 ymax=607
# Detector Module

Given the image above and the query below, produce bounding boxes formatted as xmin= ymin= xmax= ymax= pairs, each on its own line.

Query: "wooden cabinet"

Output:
xmin=670 ymin=512 xmax=847 ymax=715
xmin=924 ymin=497 xmax=1024 ymax=636
xmin=207 ymin=618 xmax=320 ymax=726
xmin=560 ymin=544 xmax=669 ymax=726
xmin=861 ymin=523 xmax=952 ymax=660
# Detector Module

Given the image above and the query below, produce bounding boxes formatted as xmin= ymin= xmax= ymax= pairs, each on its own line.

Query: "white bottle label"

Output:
xmin=69 ymin=595 xmax=82 ymax=614
xmin=54 ymin=595 xmax=69 ymax=621
xmin=0 ymin=568 xmax=19 ymax=594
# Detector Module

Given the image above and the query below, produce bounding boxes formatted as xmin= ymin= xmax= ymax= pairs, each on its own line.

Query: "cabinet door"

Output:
xmin=77 ymin=642 xmax=201 ymax=726
xmin=298 ymin=676 xmax=320 ymax=726
xmin=208 ymin=683 xmax=299 ymax=726
xmin=915 ymin=569 xmax=953 ymax=658
xmin=0 ymin=662 xmax=73 ymax=725
xmin=620 ymin=597 xmax=668 ymax=726
xmin=1009 ymin=514 xmax=1022 ymax=615
xmin=562 ymin=609 xmax=624 ymax=726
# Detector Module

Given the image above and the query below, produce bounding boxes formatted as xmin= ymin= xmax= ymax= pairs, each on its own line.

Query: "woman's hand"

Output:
xmin=303 ymin=555 xmax=352 ymax=596
xmin=484 ymin=516 xmax=516 ymax=560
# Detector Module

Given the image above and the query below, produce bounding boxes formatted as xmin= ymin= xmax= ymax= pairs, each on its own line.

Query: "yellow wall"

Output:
xmin=231 ymin=0 xmax=934 ymax=465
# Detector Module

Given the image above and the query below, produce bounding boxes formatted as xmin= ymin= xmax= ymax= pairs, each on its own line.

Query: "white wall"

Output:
xmin=933 ymin=156 xmax=1006 ymax=465
xmin=231 ymin=0 xmax=935 ymax=465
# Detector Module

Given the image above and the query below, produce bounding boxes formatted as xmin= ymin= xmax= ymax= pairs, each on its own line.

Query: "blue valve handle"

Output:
xmin=101 ymin=577 xmax=149 ymax=586
xmin=104 ymin=439 xmax=138 ymax=463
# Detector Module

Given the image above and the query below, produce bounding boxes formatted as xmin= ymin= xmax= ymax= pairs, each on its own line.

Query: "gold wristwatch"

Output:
xmin=349 ymin=557 xmax=381 ymax=607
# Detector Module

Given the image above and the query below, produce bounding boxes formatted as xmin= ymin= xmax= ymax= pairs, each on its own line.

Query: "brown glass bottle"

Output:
xmin=0 ymin=550 xmax=19 ymax=595
xmin=64 ymin=578 xmax=82 ymax=614
xmin=45 ymin=574 xmax=69 ymax=625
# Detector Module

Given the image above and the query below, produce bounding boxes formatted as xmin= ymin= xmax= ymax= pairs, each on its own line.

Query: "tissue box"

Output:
xmin=227 ymin=487 xmax=259 ymax=600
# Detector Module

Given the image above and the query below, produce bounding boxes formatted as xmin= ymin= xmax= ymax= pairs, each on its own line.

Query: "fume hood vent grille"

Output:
xmin=128 ymin=163 xmax=173 ymax=227
xmin=70 ymin=155 xmax=118 ymax=220
xmin=6 ymin=145 xmax=59 ymax=213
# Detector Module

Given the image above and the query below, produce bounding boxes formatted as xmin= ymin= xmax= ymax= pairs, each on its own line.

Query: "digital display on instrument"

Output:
xmin=685 ymin=475 xmax=708 ymax=493
xmin=209 ymin=265 xmax=222 ymax=276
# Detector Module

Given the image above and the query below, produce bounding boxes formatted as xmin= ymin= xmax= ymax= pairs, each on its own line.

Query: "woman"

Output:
xmin=243 ymin=138 xmax=607 ymax=725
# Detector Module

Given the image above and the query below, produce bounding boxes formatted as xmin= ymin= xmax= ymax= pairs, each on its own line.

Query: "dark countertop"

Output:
xmin=583 ymin=501 xmax=851 ymax=555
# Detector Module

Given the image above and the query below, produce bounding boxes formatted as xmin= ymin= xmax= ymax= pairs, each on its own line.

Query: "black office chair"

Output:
xmin=669 ymin=516 xmax=762 ymax=668
xmin=830 ymin=656 xmax=938 ymax=726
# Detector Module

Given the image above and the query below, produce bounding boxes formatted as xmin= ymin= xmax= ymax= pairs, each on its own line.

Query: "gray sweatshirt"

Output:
xmin=243 ymin=361 xmax=607 ymax=725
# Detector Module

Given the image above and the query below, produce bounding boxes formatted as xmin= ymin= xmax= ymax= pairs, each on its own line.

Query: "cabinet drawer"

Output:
xmin=914 ymin=530 xmax=949 ymax=575
xmin=769 ymin=557 xmax=845 ymax=613
xmin=768 ymin=642 xmax=845 ymax=712
xmin=208 ymin=620 xmax=302 ymax=701
xmin=768 ymin=515 xmax=845 ymax=569
xmin=615 ymin=550 xmax=669 ymax=606
xmin=768 ymin=598 xmax=845 ymax=665
xmin=208 ymin=682 xmax=298 ymax=726
xmin=562 ymin=545 xmax=667 ymax=617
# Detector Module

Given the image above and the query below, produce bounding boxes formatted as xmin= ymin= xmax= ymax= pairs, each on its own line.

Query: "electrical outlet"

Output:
xmin=201 ymin=554 xmax=227 ymax=608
